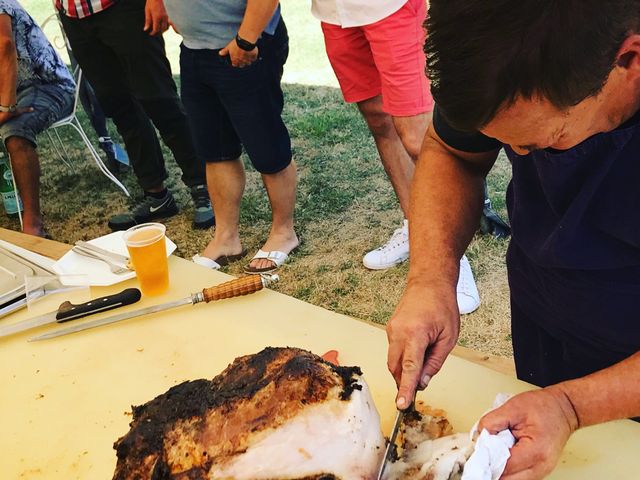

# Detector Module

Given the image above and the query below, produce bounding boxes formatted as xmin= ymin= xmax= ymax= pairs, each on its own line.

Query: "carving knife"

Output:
xmin=0 ymin=288 xmax=141 ymax=338
xmin=377 ymin=409 xmax=404 ymax=480
xmin=29 ymin=274 xmax=278 ymax=341
xmin=377 ymin=399 xmax=415 ymax=480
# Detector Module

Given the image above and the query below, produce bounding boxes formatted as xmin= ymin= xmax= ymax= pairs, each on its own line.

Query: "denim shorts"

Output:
xmin=0 ymin=83 xmax=74 ymax=147
xmin=180 ymin=19 xmax=292 ymax=174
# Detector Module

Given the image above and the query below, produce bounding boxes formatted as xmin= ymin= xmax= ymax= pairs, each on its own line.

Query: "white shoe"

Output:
xmin=363 ymin=220 xmax=410 ymax=270
xmin=457 ymin=255 xmax=480 ymax=314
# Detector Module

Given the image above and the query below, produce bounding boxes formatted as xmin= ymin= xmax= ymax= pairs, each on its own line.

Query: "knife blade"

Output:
xmin=29 ymin=274 xmax=279 ymax=341
xmin=377 ymin=409 xmax=405 ymax=480
xmin=0 ymin=288 xmax=141 ymax=338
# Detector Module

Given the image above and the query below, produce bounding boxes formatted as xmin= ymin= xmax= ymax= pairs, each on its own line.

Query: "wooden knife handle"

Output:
xmin=202 ymin=276 xmax=264 ymax=303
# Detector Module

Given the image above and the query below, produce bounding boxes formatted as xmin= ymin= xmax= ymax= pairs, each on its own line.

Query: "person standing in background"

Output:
xmin=165 ymin=0 xmax=298 ymax=274
xmin=311 ymin=0 xmax=480 ymax=313
xmin=55 ymin=0 xmax=214 ymax=231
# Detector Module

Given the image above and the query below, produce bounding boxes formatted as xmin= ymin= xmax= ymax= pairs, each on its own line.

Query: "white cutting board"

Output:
xmin=1 ymin=256 xmax=639 ymax=479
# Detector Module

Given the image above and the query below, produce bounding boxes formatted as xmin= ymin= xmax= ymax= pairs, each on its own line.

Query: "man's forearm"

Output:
xmin=238 ymin=0 xmax=279 ymax=43
xmin=552 ymin=351 xmax=640 ymax=427
xmin=407 ymin=127 xmax=496 ymax=288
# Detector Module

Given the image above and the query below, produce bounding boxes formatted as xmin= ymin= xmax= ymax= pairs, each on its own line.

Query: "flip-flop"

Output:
xmin=244 ymin=247 xmax=298 ymax=274
xmin=192 ymin=249 xmax=247 ymax=270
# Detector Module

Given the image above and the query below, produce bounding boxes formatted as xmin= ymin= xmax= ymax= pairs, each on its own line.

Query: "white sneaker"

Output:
xmin=363 ymin=220 xmax=410 ymax=270
xmin=457 ymin=255 xmax=480 ymax=314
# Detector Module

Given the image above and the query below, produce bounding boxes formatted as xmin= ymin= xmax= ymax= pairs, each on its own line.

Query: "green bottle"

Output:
xmin=0 ymin=152 xmax=23 ymax=217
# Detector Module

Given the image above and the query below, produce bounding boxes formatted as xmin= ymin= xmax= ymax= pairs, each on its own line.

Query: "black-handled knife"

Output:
xmin=0 ymin=288 xmax=142 ymax=338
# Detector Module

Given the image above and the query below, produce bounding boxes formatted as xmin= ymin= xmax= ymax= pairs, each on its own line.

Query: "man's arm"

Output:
xmin=219 ymin=0 xmax=280 ymax=67
xmin=479 ymin=351 xmax=640 ymax=479
xmin=387 ymin=123 xmax=498 ymax=409
xmin=0 ymin=14 xmax=17 ymax=110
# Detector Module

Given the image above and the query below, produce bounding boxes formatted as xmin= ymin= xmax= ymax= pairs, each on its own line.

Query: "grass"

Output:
xmin=8 ymin=0 xmax=513 ymax=358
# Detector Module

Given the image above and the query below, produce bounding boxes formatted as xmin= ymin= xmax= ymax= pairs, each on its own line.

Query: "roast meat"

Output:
xmin=113 ymin=347 xmax=385 ymax=479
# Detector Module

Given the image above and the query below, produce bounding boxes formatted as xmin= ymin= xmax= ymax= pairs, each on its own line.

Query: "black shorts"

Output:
xmin=179 ymin=19 xmax=292 ymax=174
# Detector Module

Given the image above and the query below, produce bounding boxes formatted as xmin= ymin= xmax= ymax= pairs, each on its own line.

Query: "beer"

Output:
xmin=123 ymin=223 xmax=169 ymax=296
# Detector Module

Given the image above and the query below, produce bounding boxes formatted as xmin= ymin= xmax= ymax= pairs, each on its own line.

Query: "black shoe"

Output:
xmin=190 ymin=184 xmax=215 ymax=229
xmin=108 ymin=191 xmax=179 ymax=231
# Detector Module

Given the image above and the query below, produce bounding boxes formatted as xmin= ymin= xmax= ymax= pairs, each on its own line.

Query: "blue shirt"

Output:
xmin=0 ymin=0 xmax=74 ymax=93
xmin=165 ymin=0 xmax=281 ymax=50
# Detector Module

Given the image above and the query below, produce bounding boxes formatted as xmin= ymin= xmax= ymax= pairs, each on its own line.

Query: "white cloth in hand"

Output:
xmin=461 ymin=393 xmax=516 ymax=480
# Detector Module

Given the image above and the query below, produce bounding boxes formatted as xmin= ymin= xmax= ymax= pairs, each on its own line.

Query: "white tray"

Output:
xmin=53 ymin=231 xmax=177 ymax=286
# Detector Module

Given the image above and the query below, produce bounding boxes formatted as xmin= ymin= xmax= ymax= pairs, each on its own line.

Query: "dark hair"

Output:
xmin=425 ymin=0 xmax=640 ymax=131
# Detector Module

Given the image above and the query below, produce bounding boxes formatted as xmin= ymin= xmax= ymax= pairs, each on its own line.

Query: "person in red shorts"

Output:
xmin=312 ymin=0 xmax=480 ymax=313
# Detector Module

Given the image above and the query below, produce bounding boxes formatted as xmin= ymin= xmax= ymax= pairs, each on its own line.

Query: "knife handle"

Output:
xmin=55 ymin=288 xmax=142 ymax=322
xmin=201 ymin=276 xmax=270 ymax=303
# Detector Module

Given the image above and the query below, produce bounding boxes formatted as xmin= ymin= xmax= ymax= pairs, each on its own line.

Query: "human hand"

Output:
xmin=219 ymin=38 xmax=258 ymax=68
xmin=0 ymin=106 xmax=33 ymax=126
xmin=144 ymin=0 xmax=169 ymax=36
xmin=386 ymin=280 xmax=460 ymax=409
xmin=478 ymin=388 xmax=579 ymax=479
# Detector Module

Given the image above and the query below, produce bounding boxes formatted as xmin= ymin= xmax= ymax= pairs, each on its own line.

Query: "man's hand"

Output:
xmin=386 ymin=281 xmax=460 ymax=409
xmin=0 ymin=106 xmax=32 ymax=126
xmin=144 ymin=0 xmax=169 ymax=36
xmin=478 ymin=388 xmax=579 ymax=479
xmin=219 ymin=39 xmax=258 ymax=68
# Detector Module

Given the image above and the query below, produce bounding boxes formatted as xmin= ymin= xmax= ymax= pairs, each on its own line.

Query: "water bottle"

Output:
xmin=0 ymin=152 xmax=23 ymax=217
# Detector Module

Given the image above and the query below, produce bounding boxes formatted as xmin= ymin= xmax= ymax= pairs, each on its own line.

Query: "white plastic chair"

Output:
xmin=40 ymin=13 xmax=130 ymax=197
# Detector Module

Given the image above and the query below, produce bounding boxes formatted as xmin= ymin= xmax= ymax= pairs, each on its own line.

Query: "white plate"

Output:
xmin=53 ymin=231 xmax=177 ymax=286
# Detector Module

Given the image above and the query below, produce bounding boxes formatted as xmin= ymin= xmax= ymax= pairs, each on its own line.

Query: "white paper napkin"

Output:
xmin=461 ymin=393 xmax=516 ymax=480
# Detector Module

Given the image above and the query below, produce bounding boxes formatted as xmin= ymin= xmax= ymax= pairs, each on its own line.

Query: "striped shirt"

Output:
xmin=54 ymin=0 xmax=117 ymax=19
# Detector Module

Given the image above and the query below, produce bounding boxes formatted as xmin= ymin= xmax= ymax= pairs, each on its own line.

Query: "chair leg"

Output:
xmin=5 ymin=153 xmax=23 ymax=230
xmin=67 ymin=117 xmax=130 ymax=196
xmin=45 ymin=130 xmax=71 ymax=168
xmin=53 ymin=128 xmax=74 ymax=169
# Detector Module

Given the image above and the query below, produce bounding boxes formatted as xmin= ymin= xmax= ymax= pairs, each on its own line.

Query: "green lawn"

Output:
xmin=8 ymin=1 xmax=513 ymax=358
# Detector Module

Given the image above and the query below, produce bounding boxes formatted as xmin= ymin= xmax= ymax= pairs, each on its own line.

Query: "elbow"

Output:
xmin=0 ymin=36 xmax=15 ymax=55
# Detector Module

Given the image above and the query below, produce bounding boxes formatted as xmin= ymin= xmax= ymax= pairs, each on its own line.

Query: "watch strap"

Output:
xmin=235 ymin=34 xmax=257 ymax=51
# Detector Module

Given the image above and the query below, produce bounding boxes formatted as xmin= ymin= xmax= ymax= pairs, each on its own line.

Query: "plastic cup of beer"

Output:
xmin=123 ymin=223 xmax=169 ymax=296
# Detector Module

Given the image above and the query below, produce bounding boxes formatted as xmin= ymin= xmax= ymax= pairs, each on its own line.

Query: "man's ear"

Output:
xmin=616 ymin=34 xmax=640 ymax=72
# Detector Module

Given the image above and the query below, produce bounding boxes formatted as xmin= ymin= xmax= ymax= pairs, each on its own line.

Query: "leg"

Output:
xmin=251 ymin=161 xmax=299 ymax=270
xmin=392 ymin=112 xmax=432 ymax=161
xmin=201 ymin=159 xmax=245 ymax=260
xmin=357 ymin=96 xmax=414 ymax=217
xmin=4 ymin=137 xmax=43 ymax=236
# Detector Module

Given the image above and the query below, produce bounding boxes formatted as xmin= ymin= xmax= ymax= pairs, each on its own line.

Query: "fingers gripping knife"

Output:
xmin=30 ymin=274 xmax=279 ymax=341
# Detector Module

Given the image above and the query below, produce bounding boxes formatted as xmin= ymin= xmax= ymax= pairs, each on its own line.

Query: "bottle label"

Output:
xmin=1 ymin=190 xmax=22 ymax=215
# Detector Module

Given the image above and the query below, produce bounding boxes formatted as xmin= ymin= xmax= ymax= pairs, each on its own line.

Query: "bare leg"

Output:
xmin=249 ymin=160 xmax=299 ymax=270
xmin=201 ymin=159 xmax=245 ymax=260
xmin=392 ymin=111 xmax=432 ymax=161
xmin=5 ymin=136 xmax=45 ymax=237
xmin=357 ymin=96 xmax=415 ymax=217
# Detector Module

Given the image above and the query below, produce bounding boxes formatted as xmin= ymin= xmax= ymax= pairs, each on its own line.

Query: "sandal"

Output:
xmin=192 ymin=249 xmax=247 ymax=270
xmin=244 ymin=248 xmax=295 ymax=274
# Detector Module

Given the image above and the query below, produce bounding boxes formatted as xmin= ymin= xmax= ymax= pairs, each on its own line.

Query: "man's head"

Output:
xmin=426 ymin=1 xmax=640 ymax=153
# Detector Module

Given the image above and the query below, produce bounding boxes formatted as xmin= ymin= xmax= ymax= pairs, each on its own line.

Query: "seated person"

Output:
xmin=0 ymin=0 xmax=74 ymax=237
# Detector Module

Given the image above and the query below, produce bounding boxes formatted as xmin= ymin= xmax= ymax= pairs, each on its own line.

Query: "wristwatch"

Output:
xmin=0 ymin=104 xmax=17 ymax=113
xmin=235 ymin=33 xmax=257 ymax=51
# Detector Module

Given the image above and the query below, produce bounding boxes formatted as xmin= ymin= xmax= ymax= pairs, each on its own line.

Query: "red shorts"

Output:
xmin=321 ymin=0 xmax=433 ymax=117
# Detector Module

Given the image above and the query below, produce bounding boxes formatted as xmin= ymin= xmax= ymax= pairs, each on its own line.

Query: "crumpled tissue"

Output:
xmin=461 ymin=393 xmax=516 ymax=480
